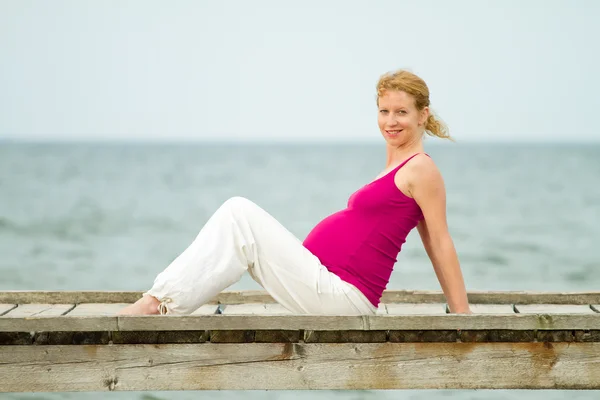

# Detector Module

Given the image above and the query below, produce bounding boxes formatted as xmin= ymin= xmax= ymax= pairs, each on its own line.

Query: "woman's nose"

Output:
xmin=386 ymin=117 xmax=398 ymax=127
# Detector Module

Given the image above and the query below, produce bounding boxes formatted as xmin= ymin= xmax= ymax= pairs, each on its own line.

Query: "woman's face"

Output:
xmin=377 ymin=90 xmax=428 ymax=146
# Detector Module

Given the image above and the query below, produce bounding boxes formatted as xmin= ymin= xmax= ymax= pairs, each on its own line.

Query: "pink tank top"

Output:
xmin=302 ymin=153 xmax=425 ymax=307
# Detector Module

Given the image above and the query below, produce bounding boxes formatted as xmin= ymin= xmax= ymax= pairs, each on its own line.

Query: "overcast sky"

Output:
xmin=1 ymin=0 xmax=598 ymax=142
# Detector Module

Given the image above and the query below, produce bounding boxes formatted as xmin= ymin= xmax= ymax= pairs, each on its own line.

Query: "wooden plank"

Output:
xmin=63 ymin=303 xmax=217 ymax=317
xmin=111 ymin=331 xmax=209 ymax=344
xmin=1 ymin=342 xmax=600 ymax=391
xmin=209 ymin=330 xmax=255 ymax=343
xmin=214 ymin=290 xmax=600 ymax=306
xmin=3 ymin=313 xmax=600 ymax=333
xmin=222 ymin=303 xmax=291 ymax=315
xmin=2 ymin=290 xmax=600 ymax=305
xmin=1 ymin=328 xmax=596 ymax=345
xmin=376 ymin=304 xmax=388 ymax=315
xmin=304 ymin=330 xmax=387 ymax=343
xmin=367 ymin=314 xmax=600 ymax=331
xmin=2 ymin=304 xmax=73 ymax=317
xmin=383 ymin=290 xmax=600 ymax=305
xmin=0 ymin=317 xmax=118 ymax=332
xmin=212 ymin=290 xmax=274 ymax=305
xmin=470 ymin=304 xmax=515 ymax=314
xmin=191 ymin=304 xmax=220 ymax=315
xmin=536 ymin=330 xmax=600 ymax=342
xmin=515 ymin=305 xmax=596 ymax=314
xmin=459 ymin=330 xmax=535 ymax=342
xmin=0 ymin=291 xmax=145 ymax=305
xmin=254 ymin=330 xmax=301 ymax=343
xmin=389 ymin=330 xmax=457 ymax=342
xmin=0 ymin=304 xmax=16 ymax=315
xmin=32 ymin=332 xmax=111 ymax=345
xmin=118 ymin=315 xmax=366 ymax=332
xmin=66 ymin=303 xmax=131 ymax=316
xmin=386 ymin=303 xmax=447 ymax=315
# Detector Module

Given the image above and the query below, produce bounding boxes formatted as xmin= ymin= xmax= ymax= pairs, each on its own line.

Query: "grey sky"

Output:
xmin=1 ymin=0 xmax=598 ymax=142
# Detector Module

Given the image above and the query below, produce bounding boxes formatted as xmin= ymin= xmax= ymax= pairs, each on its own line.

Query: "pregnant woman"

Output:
xmin=118 ymin=69 xmax=471 ymax=316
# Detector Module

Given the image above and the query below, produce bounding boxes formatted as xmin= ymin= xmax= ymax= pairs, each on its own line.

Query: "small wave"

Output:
xmin=0 ymin=218 xmax=118 ymax=240
xmin=0 ymin=215 xmax=184 ymax=240
xmin=0 ymin=216 xmax=15 ymax=229
xmin=496 ymin=241 xmax=544 ymax=254
xmin=564 ymin=270 xmax=589 ymax=283
xmin=483 ymin=253 xmax=510 ymax=266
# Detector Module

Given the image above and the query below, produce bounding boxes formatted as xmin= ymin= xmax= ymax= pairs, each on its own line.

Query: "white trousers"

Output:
xmin=144 ymin=197 xmax=377 ymax=316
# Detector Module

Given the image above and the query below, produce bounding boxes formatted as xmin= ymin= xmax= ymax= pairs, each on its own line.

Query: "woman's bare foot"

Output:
xmin=117 ymin=295 xmax=161 ymax=315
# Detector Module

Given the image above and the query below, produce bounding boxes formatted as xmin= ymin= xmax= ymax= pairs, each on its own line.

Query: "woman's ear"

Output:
xmin=420 ymin=107 xmax=430 ymax=126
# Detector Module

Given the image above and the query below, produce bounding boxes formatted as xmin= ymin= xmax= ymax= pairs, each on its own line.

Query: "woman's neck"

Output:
xmin=385 ymin=141 xmax=424 ymax=168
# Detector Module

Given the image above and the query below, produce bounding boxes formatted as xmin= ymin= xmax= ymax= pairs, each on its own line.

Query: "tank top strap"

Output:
xmin=396 ymin=152 xmax=429 ymax=170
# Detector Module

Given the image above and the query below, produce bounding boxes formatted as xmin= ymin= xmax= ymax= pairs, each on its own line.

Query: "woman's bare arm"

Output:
xmin=407 ymin=156 xmax=471 ymax=314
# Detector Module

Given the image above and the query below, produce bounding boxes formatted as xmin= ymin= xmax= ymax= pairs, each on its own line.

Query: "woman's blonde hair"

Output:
xmin=376 ymin=69 xmax=452 ymax=140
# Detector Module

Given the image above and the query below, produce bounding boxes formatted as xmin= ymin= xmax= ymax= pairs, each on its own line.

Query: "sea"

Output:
xmin=0 ymin=141 xmax=599 ymax=400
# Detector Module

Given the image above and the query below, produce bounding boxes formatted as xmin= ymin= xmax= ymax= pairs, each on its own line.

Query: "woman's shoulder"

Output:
xmin=406 ymin=153 xmax=440 ymax=177
xmin=405 ymin=153 xmax=445 ymax=194
xmin=393 ymin=153 xmax=443 ymax=199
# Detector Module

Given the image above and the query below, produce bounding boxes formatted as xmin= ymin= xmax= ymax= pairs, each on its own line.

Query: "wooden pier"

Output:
xmin=1 ymin=290 xmax=599 ymax=392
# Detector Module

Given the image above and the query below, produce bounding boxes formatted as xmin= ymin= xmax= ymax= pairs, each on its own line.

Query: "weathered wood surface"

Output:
xmin=515 ymin=304 xmax=596 ymax=314
xmin=2 ymin=313 xmax=600 ymax=333
xmin=468 ymin=304 xmax=515 ymax=314
xmin=66 ymin=303 xmax=130 ymax=316
xmin=385 ymin=303 xmax=447 ymax=315
xmin=2 ymin=291 xmax=600 ymax=392
xmin=1 ymin=342 xmax=599 ymax=391
xmin=2 ymin=291 xmax=600 ymax=334
xmin=2 ymin=290 xmax=600 ymax=305
xmin=0 ymin=304 xmax=16 ymax=315
xmin=1 ymin=304 xmax=74 ymax=317
xmin=2 ymin=328 xmax=599 ymax=345
xmin=0 ymin=315 xmax=119 ymax=332
xmin=222 ymin=303 xmax=292 ymax=314
xmin=191 ymin=304 xmax=220 ymax=315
